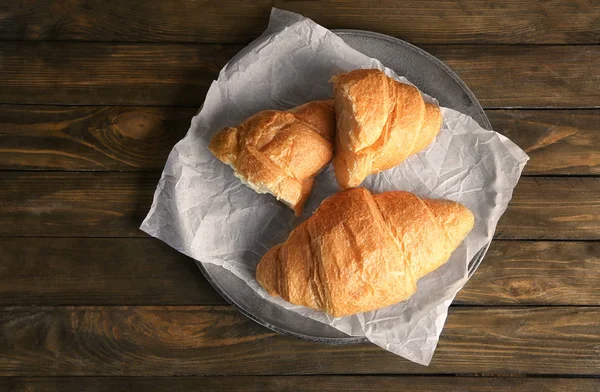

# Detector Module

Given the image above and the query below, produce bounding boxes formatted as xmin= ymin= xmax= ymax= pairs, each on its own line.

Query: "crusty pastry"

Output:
xmin=256 ymin=188 xmax=474 ymax=317
xmin=331 ymin=69 xmax=443 ymax=189
xmin=209 ymin=100 xmax=335 ymax=215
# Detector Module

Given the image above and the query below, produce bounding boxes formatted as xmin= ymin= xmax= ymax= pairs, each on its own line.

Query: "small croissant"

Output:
xmin=256 ymin=188 xmax=474 ymax=317
xmin=331 ymin=69 xmax=443 ymax=189
xmin=209 ymin=100 xmax=335 ymax=215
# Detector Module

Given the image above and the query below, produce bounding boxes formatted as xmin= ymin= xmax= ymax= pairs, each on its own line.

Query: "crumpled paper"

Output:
xmin=140 ymin=8 xmax=529 ymax=365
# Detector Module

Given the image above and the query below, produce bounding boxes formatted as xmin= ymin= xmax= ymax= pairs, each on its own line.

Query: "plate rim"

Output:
xmin=195 ymin=29 xmax=492 ymax=345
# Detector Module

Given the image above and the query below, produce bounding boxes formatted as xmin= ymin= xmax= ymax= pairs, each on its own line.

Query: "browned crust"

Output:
xmin=332 ymin=69 xmax=442 ymax=189
xmin=256 ymin=188 xmax=474 ymax=317
xmin=208 ymin=100 xmax=335 ymax=215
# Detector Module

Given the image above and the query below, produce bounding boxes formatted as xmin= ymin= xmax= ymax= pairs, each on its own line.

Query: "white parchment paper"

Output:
xmin=140 ymin=8 xmax=529 ymax=365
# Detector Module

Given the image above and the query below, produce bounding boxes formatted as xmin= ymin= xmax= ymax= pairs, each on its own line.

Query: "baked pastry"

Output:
xmin=256 ymin=188 xmax=474 ymax=317
xmin=209 ymin=100 xmax=335 ymax=215
xmin=331 ymin=69 xmax=443 ymax=189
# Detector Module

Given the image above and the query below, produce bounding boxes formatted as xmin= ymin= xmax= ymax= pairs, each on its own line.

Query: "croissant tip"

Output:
xmin=425 ymin=199 xmax=475 ymax=247
xmin=256 ymin=244 xmax=283 ymax=297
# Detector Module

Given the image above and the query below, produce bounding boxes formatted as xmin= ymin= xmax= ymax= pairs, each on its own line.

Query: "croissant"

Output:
xmin=256 ymin=188 xmax=474 ymax=317
xmin=331 ymin=69 xmax=443 ymax=189
xmin=208 ymin=100 xmax=335 ymax=215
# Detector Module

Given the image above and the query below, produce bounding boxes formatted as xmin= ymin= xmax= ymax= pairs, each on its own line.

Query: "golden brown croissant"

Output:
xmin=256 ymin=188 xmax=474 ymax=317
xmin=331 ymin=69 xmax=443 ymax=189
xmin=208 ymin=100 xmax=335 ymax=215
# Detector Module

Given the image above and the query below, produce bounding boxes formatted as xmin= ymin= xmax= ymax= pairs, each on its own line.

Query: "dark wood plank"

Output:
xmin=0 ymin=105 xmax=193 ymax=170
xmin=1 ymin=238 xmax=597 ymax=306
xmin=0 ymin=43 xmax=598 ymax=107
xmin=496 ymin=177 xmax=600 ymax=240
xmin=0 ymin=238 xmax=224 ymax=306
xmin=455 ymin=241 xmax=600 ymax=305
xmin=1 ymin=376 xmax=597 ymax=392
xmin=0 ymin=172 xmax=160 ymax=238
xmin=429 ymin=45 xmax=600 ymax=108
xmin=0 ymin=42 xmax=237 ymax=106
xmin=0 ymin=174 xmax=598 ymax=239
xmin=489 ymin=110 xmax=600 ymax=175
xmin=0 ymin=306 xmax=598 ymax=375
xmin=2 ymin=107 xmax=599 ymax=175
xmin=1 ymin=0 xmax=598 ymax=44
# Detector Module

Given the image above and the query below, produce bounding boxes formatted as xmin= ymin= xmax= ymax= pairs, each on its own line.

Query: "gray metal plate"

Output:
xmin=194 ymin=30 xmax=491 ymax=344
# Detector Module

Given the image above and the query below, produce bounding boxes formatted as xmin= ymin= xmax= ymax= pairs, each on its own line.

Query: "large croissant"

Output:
xmin=332 ymin=69 xmax=443 ymax=189
xmin=209 ymin=100 xmax=335 ymax=215
xmin=256 ymin=188 xmax=474 ymax=317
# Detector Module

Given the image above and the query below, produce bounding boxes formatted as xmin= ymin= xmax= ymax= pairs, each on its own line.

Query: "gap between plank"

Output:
xmin=0 ymin=168 xmax=598 ymax=177
xmin=0 ymin=39 xmax=598 ymax=46
xmin=0 ymin=373 xmax=597 ymax=378
xmin=0 ymin=102 xmax=599 ymax=110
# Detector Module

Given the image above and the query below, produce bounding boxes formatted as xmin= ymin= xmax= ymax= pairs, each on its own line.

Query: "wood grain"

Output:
xmin=1 ymin=0 xmax=598 ymax=44
xmin=455 ymin=241 xmax=600 ymax=305
xmin=0 ymin=238 xmax=223 ymax=306
xmin=2 ymin=107 xmax=599 ymax=174
xmin=489 ymin=110 xmax=600 ymax=175
xmin=0 ymin=306 xmax=598 ymax=375
xmin=0 ymin=105 xmax=193 ymax=170
xmin=0 ymin=172 xmax=160 ymax=238
xmin=0 ymin=43 xmax=598 ymax=107
xmin=1 ymin=376 xmax=598 ymax=392
xmin=496 ymin=177 xmax=600 ymax=240
xmin=429 ymin=45 xmax=600 ymax=108
xmin=0 ymin=42 xmax=237 ymax=106
xmin=0 ymin=174 xmax=598 ymax=239
xmin=0 ymin=238 xmax=597 ymax=306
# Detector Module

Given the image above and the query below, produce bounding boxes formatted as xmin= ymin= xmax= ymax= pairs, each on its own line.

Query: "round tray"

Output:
xmin=194 ymin=30 xmax=491 ymax=344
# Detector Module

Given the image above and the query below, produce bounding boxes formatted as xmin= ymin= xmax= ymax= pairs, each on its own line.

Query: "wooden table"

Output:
xmin=1 ymin=1 xmax=599 ymax=391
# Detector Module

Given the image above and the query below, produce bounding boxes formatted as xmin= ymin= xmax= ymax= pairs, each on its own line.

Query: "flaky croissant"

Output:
xmin=209 ymin=100 xmax=335 ymax=216
xmin=256 ymin=188 xmax=474 ymax=317
xmin=331 ymin=69 xmax=443 ymax=189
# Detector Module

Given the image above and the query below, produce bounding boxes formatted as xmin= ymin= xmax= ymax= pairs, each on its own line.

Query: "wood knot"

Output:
xmin=508 ymin=279 xmax=544 ymax=298
xmin=113 ymin=110 xmax=165 ymax=140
